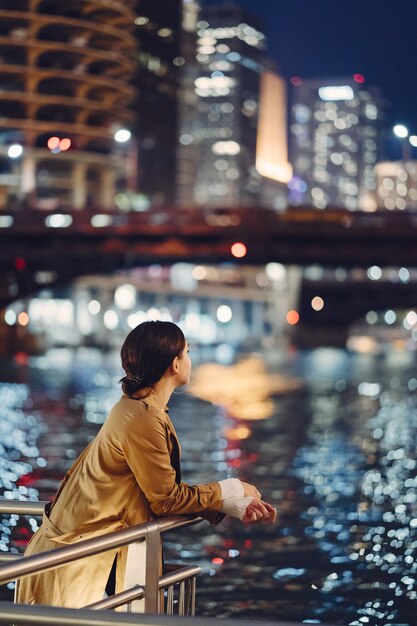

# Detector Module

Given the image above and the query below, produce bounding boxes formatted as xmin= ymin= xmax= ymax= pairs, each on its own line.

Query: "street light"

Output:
xmin=113 ymin=129 xmax=138 ymax=200
xmin=393 ymin=124 xmax=408 ymax=139
xmin=7 ymin=144 xmax=24 ymax=206
xmin=114 ymin=128 xmax=132 ymax=143
xmin=393 ymin=124 xmax=412 ymax=160
xmin=7 ymin=144 xmax=23 ymax=159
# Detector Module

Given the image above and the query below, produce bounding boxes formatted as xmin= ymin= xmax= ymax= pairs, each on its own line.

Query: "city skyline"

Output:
xmin=201 ymin=0 xmax=417 ymax=145
xmin=179 ymin=3 xmax=290 ymax=209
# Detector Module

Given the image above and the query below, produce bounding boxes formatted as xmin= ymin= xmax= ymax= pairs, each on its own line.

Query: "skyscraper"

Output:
xmin=289 ymin=76 xmax=384 ymax=211
xmin=176 ymin=0 xmax=201 ymax=208
xmin=177 ymin=3 xmax=291 ymax=210
xmin=134 ymin=0 xmax=186 ymax=207
xmin=0 ymin=1 xmax=137 ymax=210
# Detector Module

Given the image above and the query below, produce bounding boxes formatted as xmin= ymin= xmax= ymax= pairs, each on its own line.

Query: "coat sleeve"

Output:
xmin=120 ymin=409 xmax=223 ymax=517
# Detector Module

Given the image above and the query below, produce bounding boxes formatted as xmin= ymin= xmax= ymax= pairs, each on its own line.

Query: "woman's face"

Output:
xmin=177 ymin=342 xmax=192 ymax=386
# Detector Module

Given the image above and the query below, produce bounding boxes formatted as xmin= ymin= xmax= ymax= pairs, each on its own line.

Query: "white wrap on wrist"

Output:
xmin=218 ymin=478 xmax=253 ymax=521
xmin=218 ymin=478 xmax=244 ymax=499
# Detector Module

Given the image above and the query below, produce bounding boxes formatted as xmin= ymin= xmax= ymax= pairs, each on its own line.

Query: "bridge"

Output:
xmin=1 ymin=207 xmax=417 ymax=333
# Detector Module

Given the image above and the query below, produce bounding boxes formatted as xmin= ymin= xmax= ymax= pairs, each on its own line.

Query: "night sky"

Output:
xmin=201 ymin=1 xmax=417 ymax=136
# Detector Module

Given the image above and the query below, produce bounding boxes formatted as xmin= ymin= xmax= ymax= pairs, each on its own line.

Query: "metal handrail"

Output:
xmin=0 ymin=500 xmax=203 ymax=614
xmin=0 ymin=601 xmax=315 ymax=626
xmin=0 ymin=500 xmax=47 ymax=515
xmin=83 ymin=585 xmax=145 ymax=611
xmin=0 ymin=554 xmax=22 ymax=562
xmin=159 ymin=565 xmax=201 ymax=589
xmin=87 ymin=585 xmax=145 ymax=611
xmin=0 ymin=504 xmax=339 ymax=625
xmin=85 ymin=566 xmax=201 ymax=611
xmin=0 ymin=602 xmax=336 ymax=626
xmin=0 ymin=514 xmax=202 ymax=587
xmin=0 ymin=501 xmax=48 ymax=565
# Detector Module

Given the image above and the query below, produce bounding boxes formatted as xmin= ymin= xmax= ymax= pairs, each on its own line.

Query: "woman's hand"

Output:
xmin=242 ymin=499 xmax=277 ymax=525
xmin=241 ymin=481 xmax=262 ymax=500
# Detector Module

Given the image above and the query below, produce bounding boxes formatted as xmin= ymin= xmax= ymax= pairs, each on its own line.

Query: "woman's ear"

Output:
xmin=171 ymin=356 xmax=180 ymax=374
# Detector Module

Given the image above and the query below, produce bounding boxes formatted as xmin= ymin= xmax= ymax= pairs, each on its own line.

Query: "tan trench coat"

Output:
xmin=17 ymin=390 xmax=223 ymax=608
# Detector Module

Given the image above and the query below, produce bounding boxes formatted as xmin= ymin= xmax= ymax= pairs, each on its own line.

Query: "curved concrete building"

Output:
xmin=0 ymin=0 xmax=138 ymax=209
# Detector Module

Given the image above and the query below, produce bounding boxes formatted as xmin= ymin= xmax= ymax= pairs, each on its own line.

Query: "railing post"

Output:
xmin=122 ymin=525 xmax=162 ymax=614
xmin=144 ymin=525 xmax=162 ymax=614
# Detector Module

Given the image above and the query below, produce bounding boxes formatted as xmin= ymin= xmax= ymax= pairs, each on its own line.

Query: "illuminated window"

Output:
xmin=198 ymin=45 xmax=216 ymax=54
xmin=199 ymin=36 xmax=217 ymax=45
xmin=214 ymin=159 xmax=228 ymax=171
xmin=383 ymin=198 xmax=395 ymax=210
xmin=365 ymin=104 xmax=378 ymax=120
xmin=334 ymin=119 xmax=347 ymax=130
xmin=325 ymin=109 xmax=337 ymax=121
xmin=210 ymin=61 xmax=233 ymax=72
xmin=318 ymin=85 xmax=354 ymax=101
xmin=158 ymin=28 xmax=173 ymax=37
xmin=294 ymin=104 xmax=311 ymax=124
xmin=226 ymin=168 xmax=239 ymax=180
xmin=135 ymin=16 xmax=149 ymax=26
xmin=194 ymin=75 xmax=235 ymax=97
xmin=220 ymin=102 xmax=234 ymax=113
xmin=397 ymin=183 xmax=408 ymax=197
xmin=212 ymin=141 xmax=241 ymax=155
xmin=330 ymin=153 xmax=343 ymax=165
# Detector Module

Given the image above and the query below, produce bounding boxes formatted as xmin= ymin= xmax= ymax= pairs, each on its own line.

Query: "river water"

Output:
xmin=1 ymin=344 xmax=417 ymax=625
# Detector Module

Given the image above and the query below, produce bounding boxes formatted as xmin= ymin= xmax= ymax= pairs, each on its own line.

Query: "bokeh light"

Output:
xmin=114 ymin=284 xmax=136 ymax=310
xmin=265 ymin=262 xmax=286 ymax=281
xmin=393 ymin=124 xmax=408 ymax=139
xmin=217 ymin=305 xmax=232 ymax=323
xmin=4 ymin=309 xmax=17 ymax=325
xmin=311 ymin=296 xmax=324 ymax=311
xmin=7 ymin=144 xmax=23 ymax=159
xmin=47 ymin=136 xmax=60 ymax=150
xmin=231 ymin=242 xmax=247 ymax=258
xmin=17 ymin=312 xmax=29 ymax=326
xmin=384 ymin=310 xmax=396 ymax=325
xmin=353 ymin=73 xmax=365 ymax=83
xmin=114 ymin=129 xmax=132 ymax=143
xmin=286 ymin=309 xmax=300 ymax=325
xmin=367 ymin=265 xmax=382 ymax=280
xmin=87 ymin=300 xmax=101 ymax=315
xmin=59 ymin=138 xmax=71 ymax=151
xmin=103 ymin=309 xmax=119 ymax=329
xmin=14 ymin=257 xmax=26 ymax=271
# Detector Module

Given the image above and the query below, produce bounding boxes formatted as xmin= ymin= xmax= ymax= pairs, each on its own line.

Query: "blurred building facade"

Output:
xmin=3 ymin=262 xmax=298 ymax=351
xmin=0 ymin=0 xmax=137 ymax=211
xmin=177 ymin=3 xmax=291 ymax=210
xmin=289 ymin=76 xmax=385 ymax=211
xmin=375 ymin=161 xmax=417 ymax=211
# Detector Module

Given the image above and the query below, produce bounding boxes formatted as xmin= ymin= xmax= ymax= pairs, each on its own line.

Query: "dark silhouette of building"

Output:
xmin=134 ymin=0 xmax=196 ymax=207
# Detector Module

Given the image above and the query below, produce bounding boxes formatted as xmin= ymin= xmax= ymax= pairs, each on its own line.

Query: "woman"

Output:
xmin=17 ymin=321 xmax=276 ymax=608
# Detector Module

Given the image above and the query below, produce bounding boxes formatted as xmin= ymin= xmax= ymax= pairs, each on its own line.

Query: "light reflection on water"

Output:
xmin=1 ymin=346 xmax=417 ymax=624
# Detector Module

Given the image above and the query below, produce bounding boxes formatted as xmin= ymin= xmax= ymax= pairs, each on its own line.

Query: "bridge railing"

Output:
xmin=0 ymin=500 xmax=202 ymax=616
